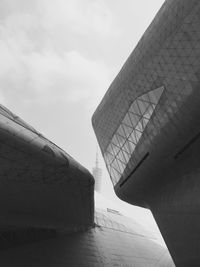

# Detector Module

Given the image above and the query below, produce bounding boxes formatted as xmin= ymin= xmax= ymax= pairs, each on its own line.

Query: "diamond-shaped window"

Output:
xmin=148 ymin=87 xmax=164 ymax=104
xmin=139 ymin=94 xmax=150 ymax=103
xmin=111 ymin=135 xmax=120 ymax=147
xmin=116 ymin=133 xmax=126 ymax=147
xmin=117 ymin=125 xmax=126 ymax=138
xmin=123 ymin=113 xmax=133 ymax=128
xmin=129 ymin=102 xmax=141 ymax=116
xmin=137 ymin=99 xmax=149 ymax=114
xmin=135 ymin=120 xmax=143 ymax=132
xmin=123 ymin=140 xmax=133 ymax=155
xmin=122 ymin=124 xmax=133 ymax=138
xmin=110 ymin=143 xmax=120 ymax=156
xmin=104 ymin=86 xmax=164 ymax=186
xmin=129 ymin=113 xmax=140 ymax=128
xmin=143 ymin=105 xmax=154 ymax=119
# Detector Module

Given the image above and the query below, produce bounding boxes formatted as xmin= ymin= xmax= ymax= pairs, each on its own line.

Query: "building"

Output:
xmin=92 ymin=0 xmax=200 ymax=265
xmin=0 ymin=104 xmax=174 ymax=266
xmin=0 ymin=192 xmax=174 ymax=266
xmin=92 ymin=150 xmax=102 ymax=193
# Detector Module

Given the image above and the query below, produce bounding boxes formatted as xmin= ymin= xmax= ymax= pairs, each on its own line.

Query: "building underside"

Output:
xmin=92 ymin=0 xmax=200 ymax=265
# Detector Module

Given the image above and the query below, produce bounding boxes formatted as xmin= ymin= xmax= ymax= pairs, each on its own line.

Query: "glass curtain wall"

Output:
xmin=104 ymin=86 xmax=164 ymax=185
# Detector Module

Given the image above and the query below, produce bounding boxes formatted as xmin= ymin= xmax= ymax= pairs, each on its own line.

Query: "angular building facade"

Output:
xmin=0 ymin=104 xmax=174 ymax=266
xmin=92 ymin=0 xmax=200 ymax=265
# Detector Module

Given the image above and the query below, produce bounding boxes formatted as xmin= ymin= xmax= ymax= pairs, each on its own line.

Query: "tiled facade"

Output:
xmin=92 ymin=0 xmax=200 ymax=187
xmin=0 ymin=208 xmax=174 ymax=267
xmin=0 ymin=103 xmax=94 ymax=231
xmin=104 ymin=86 xmax=164 ymax=185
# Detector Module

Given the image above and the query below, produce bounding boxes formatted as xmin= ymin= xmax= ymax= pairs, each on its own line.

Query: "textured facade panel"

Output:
xmin=92 ymin=0 xmax=200 ymax=265
xmin=0 ymin=208 xmax=174 ymax=267
xmin=92 ymin=0 xmax=200 ymax=187
xmin=0 ymin=104 xmax=94 ymax=231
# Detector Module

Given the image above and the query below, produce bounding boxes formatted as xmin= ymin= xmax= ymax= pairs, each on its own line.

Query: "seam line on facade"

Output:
xmin=120 ymin=152 xmax=149 ymax=187
xmin=174 ymin=132 xmax=200 ymax=159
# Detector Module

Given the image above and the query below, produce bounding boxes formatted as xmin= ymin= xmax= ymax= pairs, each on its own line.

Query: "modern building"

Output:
xmin=92 ymin=0 xmax=200 ymax=266
xmin=92 ymin=150 xmax=102 ymax=193
xmin=0 ymin=104 xmax=174 ymax=266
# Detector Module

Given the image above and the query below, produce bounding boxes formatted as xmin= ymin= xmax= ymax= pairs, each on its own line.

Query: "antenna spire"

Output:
xmin=92 ymin=146 xmax=102 ymax=193
xmin=95 ymin=147 xmax=99 ymax=168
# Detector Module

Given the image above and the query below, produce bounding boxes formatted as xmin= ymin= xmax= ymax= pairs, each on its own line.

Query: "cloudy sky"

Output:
xmin=0 ymin=0 xmax=165 ymax=230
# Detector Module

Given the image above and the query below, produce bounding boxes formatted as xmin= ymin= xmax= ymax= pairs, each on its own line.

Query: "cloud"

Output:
xmin=0 ymin=1 xmax=112 ymax=110
xmin=0 ymin=42 xmax=111 ymax=108
xmin=26 ymin=49 xmax=111 ymax=106
xmin=42 ymin=0 xmax=114 ymax=37
xmin=0 ymin=0 xmax=165 ymax=115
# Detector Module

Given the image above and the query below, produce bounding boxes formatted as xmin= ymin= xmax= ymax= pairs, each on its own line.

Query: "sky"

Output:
xmin=0 ymin=0 xmax=166 ymax=232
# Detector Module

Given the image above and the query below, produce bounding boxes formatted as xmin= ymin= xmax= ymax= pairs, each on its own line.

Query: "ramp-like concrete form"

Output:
xmin=0 ymin=104 xmax=94 ymax=231
xmin=92 ymin=0 xmax=200 ymax=265
xmin=0 ymin=192 xmax=174 ymax=267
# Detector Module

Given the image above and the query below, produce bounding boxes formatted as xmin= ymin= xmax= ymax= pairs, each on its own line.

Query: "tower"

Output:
xmin=92 ymin=149 xmax=102 ymax=193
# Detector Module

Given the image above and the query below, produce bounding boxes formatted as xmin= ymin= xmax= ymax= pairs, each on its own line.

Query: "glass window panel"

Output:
xmin=127 ymin=140 xmax=136 ymax=153
xmin=106 ymin=86 xmax=165 ymax=181
xmin=129 ymin=102 xmax=141 ymax=115
xmin=112 ymin=135 xmax=120 ymax=147
xmin=141 ymin=117 xmax=149 ymax=128
xmin=111 ymin=168 xmax=121 ymax=183
xmin=106 ymin=163 xmax=111 ymax=173
xmin=128 ymin=112 xmax=140 ymax=128
xmin=122 ymin=123 xmax=132 ymax=138
xmin=117 ymin=149 xmax=128 ymax=164
xmin=148 ymin=86 xmax=164 ymax=104
xmin=121 ymin=149 xmax=131 ymax=163
xmin=115 ymin=159 xmax=125 ymax=173
xmin=109 ymin=144 xmax=115 ymax=156
xmin=117 ymin=125 xmax=126 ymax=138
xmin=123 ymin=113 xmax=133 ymax=128
xmin=117 ymin=150 xmax=126 ymax=164
xmin=103 ymin=153 xmax=108 ymax=165
xmin=134 ymin=129 xmax=142 ymax=142
xmin=116 ymin=134 xmax=126 ymax=147
xmin=135 ymin=120 xmax=143 ymax=132
xmin=110 ymin=167 xmax=118 ymax=184
xmin=136 ymin=99 xmax=149 ymax=114
xmin=109 ymin=166 xmax=113 ymax=175
xmin=148 ymin=92 xmax=158 ymax=104
xmin=112 ymin=177 xmax=117 ymax=185
xmin=138 ymin=93 xmax=150 ymax=103
xmin=128 ymin=130 xmax=137 ymax=144
xmin=122 ymin=141 xmax=131 ymax=155
xmin=143 ymin=105 xmax=154 ymax=119
xmin=154 ymin=88 xmax=164 ymax=102
xmin=121 ymin=163 xmax=126 ymax=173
xmin=104 ymin=151 xmax=115 ymax=164
xmin=111 ymin=143 xmax=120 ymax=156
xmin=106 ymin=144 xmax=113 ymax=155
xmin=117 ymin=158 xmax=127 ymax=171
xmin=111 ymin=159 xmax=121 ymax=174
xmin=109 ymin=167 xmax=115 ymax=182
xmin=121 ymin=124 xmax=129 ymax=139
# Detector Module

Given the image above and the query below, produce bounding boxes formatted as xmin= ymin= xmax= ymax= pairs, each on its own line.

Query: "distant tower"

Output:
xmin=92 ymin=149 xmax=102 ymax=193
